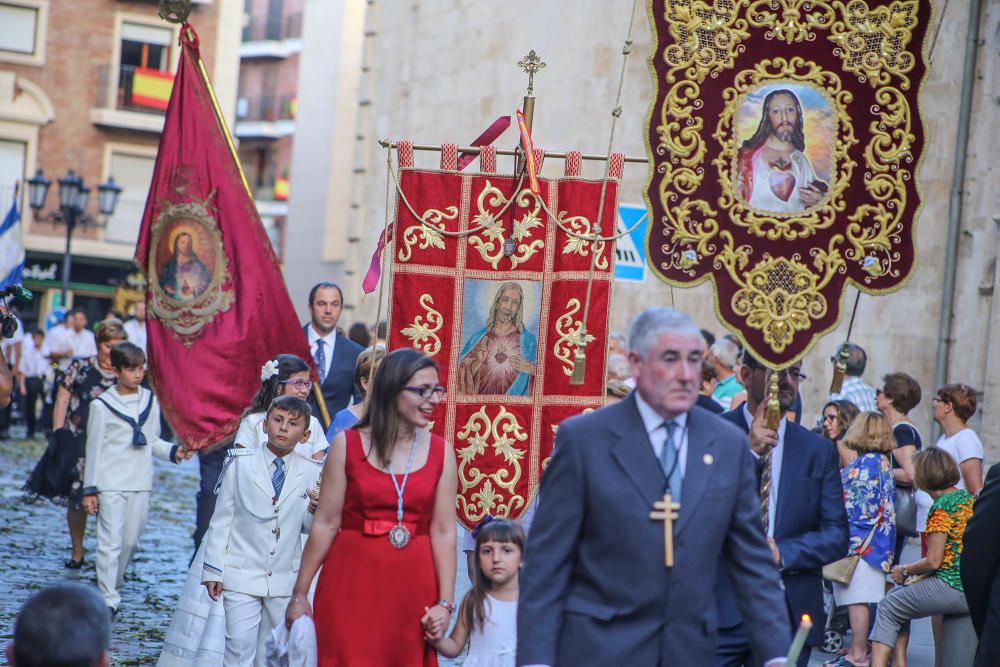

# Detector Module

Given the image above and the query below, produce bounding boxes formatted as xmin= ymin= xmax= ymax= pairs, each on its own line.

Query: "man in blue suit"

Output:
xmin=715 ymin=351 xmax=848 ymax=667
xmin=517 ymin=307 xmax=790 ymax=667
xmin=303 ymin=282 xmax=363 ymax=421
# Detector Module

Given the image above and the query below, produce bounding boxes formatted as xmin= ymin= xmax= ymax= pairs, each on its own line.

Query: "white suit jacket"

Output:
xmin=82 ymin=386 xmax=177 ymax=494
xmin=202 ymin=447 xmax=321 ymax=598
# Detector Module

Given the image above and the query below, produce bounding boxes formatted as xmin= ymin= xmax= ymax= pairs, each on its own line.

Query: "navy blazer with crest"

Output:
xmin=715 ymin=406 xmax=848 ymax=647
xmin=516 ymin=395 xmax=790 ymax=667
xmin=302 ymin=325 xmax=363 ymax=420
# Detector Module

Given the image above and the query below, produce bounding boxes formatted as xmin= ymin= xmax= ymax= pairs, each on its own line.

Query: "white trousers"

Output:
xmin=222 ymin=591 xmax=290 ymax=667
xmin=96 ymin=490 xmax=150 ymax=610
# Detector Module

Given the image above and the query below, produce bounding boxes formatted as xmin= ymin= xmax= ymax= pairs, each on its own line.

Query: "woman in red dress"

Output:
xmin=287 ymin=348 xmax=457 ymax=666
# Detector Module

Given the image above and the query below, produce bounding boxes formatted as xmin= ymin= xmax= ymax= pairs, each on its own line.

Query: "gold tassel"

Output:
xmin=829 ymin=345 xmax=849 ymax=394
xmin=765 ymin=372 xmax=781 ymax=431
xmin=569 ymin=348 xmax=587 ymax=385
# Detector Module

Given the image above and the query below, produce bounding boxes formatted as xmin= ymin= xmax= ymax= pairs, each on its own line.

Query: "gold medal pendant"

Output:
xmin=388 ymin=523 xmax=411 ymax=549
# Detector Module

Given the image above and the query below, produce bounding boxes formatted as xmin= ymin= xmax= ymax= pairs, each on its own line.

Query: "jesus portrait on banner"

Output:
xmin=159 ymin=230 xmax=212 ymax=302
xmin=735 ymin=88 xmax=828 ymax=214
xmin=458 ymin=282 xmax=537 ymax=396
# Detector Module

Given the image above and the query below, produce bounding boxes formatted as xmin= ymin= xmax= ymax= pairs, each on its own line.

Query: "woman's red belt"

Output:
xmin=340 ymin=518 xmax=428 ymax=536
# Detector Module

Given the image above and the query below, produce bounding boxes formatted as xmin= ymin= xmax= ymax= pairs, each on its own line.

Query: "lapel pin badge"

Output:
xmin=703 ymin=454 xmax=714 ymax=465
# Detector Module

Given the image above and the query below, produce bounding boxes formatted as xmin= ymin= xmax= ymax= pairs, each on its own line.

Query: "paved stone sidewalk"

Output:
xmin=0 ymin=430 xmax=200 ymax=666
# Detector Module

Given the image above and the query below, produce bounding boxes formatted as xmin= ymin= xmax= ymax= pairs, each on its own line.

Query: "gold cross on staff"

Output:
xmin=650 ymin=493 xmax=681 ymax=567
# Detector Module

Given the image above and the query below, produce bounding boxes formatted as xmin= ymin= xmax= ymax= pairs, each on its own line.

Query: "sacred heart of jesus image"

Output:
xmin=733 ymin=83 xmax=834 ymax=215
xmin=457 ymin=278 xmax=541 ymax=397
xmin=147 ymin=197 xmax=234 ymax=346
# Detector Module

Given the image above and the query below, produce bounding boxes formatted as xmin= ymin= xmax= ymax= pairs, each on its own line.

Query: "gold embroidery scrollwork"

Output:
xmin=400 ymin=294 xmax=443 ymax=356
xmin=661 ymin=1 xmax=750 ymax=85
xmin=456 ymin=406 xmax=528 ymax=523
xmin=468 ymin=182 xmax=544 ymax=270
xmin=553 ymin=299 xmax=597 ymax=377
xmin=398 ymin=205 xmax=458 ymax=262
xmin=717 ymin=233 xmax=846 ymax=353
xmin=746 ymin=0 xmax=836 ymax=44
xmin=828 ymin=0 xmax=918 ymax=90
xmin=558 ymin=211 xmax=608 ymax=270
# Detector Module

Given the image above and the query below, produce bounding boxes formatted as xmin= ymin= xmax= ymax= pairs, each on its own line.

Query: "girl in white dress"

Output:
xmin=158 ymin=355 xmax=327 ymax=666
xmin=430 ymin=519 xmax=524 ymax=667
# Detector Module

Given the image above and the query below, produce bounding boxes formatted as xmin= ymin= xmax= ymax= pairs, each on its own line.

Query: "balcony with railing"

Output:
xmin=234 ymin=94 xmax=296 ymax=139
xmin=90 ymin=63 xmax=172 ymax=133
xmin=240 ymin=12 xmax=303 ymax=59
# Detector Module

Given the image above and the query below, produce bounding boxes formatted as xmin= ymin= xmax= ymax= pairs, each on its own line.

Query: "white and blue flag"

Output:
xmin=0 ymin=189 xmax=24 ymax=288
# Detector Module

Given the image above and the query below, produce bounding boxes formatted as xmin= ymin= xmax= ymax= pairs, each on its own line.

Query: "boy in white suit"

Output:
xmin=82 ymin=342 xmax=191 ymax=614
xmin=202 ymin=395 xmax=321 ymax=667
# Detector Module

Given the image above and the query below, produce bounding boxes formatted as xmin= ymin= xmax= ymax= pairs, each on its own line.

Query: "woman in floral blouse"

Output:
xmin=826 ymin=412 xmax=896 ymax=667
xmin=868 ymin=447 xmax=975 ymax=667
xmin=24 ymin=320 xmax=127 ymax=568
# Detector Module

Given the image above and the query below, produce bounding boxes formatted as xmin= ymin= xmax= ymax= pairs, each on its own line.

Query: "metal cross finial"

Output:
xmin=517 ymin=50 xmax=546 ymax=97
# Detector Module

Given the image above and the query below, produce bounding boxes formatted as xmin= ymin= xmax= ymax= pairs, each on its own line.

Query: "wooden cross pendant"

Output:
xmin=650 ymin=492 xmax=681 ymax=567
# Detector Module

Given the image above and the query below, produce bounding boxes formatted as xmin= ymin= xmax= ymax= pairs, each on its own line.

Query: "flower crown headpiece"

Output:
xmin=260 ymin=359 xmax=280 ymax=382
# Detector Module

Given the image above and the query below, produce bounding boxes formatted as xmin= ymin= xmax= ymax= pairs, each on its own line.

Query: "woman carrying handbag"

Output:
xmin=823 ymin=412 xmax=896 ymax=667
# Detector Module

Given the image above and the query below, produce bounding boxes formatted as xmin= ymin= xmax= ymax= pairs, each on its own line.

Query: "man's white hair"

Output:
xmin=628 ymin=307 xmax=702 ymax=359
xmin=710 ymin=338 xmax=741 ymax=370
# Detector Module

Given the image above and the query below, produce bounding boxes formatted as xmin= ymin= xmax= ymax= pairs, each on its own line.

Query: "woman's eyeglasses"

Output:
xmin=822 ymin=413 xmax=838 ymax=422
xmin=278 ymin=379 xmax=313 ymax=389
xmin=403 ymin=384 xmax=447 ymax=400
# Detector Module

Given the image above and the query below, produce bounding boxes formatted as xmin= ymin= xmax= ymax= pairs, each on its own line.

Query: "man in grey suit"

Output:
xmin=517 ymin=307 xmax=790 ymax=667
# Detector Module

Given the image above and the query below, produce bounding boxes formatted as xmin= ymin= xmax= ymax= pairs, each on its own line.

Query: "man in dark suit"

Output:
xmin=961 ymin=464 xmax=1000 ymax=666
xmin=715 ymin=351 xmax=848 ymax=667
xmin=517 ymin=307 xmax=790 ymax=667
xmin=303 ymin=282 xmax=363 ymax=423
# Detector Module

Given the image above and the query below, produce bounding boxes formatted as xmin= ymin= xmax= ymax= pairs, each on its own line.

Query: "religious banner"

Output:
xmin=644 ymin=0 xmax=930 ymax=368
xmin=135 ymin=26 xmax=311 ymax=450
xmin=389 ymin=143 xmax=620 ymax=529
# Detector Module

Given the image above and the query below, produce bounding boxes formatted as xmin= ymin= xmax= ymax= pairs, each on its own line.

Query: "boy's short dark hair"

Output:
xmin=267 ymin=395 xmax=311 ymax=422
xmin=109 ymin=341 xmax=146 ymax=370
xmin=11 ymin=583 xmax=110 ymax=667
xmin=913 ymin=447 xmax=961 ymax=492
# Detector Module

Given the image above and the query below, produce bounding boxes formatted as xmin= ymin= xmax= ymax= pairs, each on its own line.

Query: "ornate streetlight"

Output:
xmin=26 ymin=168 xmax=123 ymax=306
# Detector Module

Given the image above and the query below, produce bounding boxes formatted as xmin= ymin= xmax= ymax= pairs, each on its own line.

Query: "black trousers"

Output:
xmin=21 ymin=376 xmax=43 ymax=436
xmin=715 ymin=622 xmax=811 ymax=667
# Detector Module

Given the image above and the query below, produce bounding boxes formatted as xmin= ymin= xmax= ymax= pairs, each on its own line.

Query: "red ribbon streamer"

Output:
xmin=457 ymin=115 xmax=511 ymax=171
xmin=363 ymin=117 xmax=512 ymax=294
xmin=516 ymin=109 xmax=540 ymax=195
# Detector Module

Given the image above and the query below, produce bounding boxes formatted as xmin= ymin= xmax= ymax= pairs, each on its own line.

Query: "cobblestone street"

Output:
xmin=0 ymin=429 xmax=934 ymax=666
xmin=0 ymin=428 xmax=200 ymax=665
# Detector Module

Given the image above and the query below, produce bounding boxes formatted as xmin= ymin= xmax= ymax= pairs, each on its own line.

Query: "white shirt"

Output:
xmin=18 ymin=336 xmax=49 ymax=378
xmin=306 ymin=325 xmax=337 ymax=380
xmin=69 ymin=328 xmax=97 ymax=359
xmin=124 ymin=318 xmax=147 ymax=353
xmin=41 ymin=324 xmax=71 ymax=370
xmin=634 ymin=391 xmax=688 ymax=479
xmin=743 ymin=403 xmax=787 ymax=538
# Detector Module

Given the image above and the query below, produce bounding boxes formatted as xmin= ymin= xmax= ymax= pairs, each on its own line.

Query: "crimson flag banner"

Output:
xmin=644 ymin=0 xmax=930 ymax=368
xmin=388 ymin=142 xmax=621 ymax=529
xmin=134 ymin=27 xmax=311 ymax=450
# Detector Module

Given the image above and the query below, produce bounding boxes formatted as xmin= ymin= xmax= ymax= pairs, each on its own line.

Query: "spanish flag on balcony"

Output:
xmin=132 ymin=67 xmax=174 ymax=111
xmin=274 ymin=176 xmax=289 ymax=201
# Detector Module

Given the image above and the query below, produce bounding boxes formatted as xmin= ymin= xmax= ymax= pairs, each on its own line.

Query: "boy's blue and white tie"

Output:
xmin=272 ymin=458 xmax=285 ymax=498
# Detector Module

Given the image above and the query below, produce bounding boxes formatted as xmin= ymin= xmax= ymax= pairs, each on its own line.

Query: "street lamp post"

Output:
xmin=26 ymin=168 xmax=122 ymax=307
